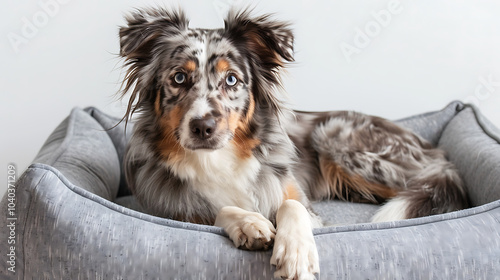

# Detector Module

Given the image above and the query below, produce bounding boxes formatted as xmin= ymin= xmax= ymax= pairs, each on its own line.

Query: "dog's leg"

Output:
xmin=271 ymin=200 xmax=320 ymax=280
xmin=215 ymin=206 xmax=276 ymax=250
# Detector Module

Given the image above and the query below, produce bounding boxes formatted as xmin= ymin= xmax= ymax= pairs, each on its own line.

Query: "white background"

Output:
xmin=1 ymin=0 xmax=500 ymax=196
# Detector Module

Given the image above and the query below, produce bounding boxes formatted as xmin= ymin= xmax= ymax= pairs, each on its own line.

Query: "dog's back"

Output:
xmin=288 ymin=110 xmax=469 ymax=222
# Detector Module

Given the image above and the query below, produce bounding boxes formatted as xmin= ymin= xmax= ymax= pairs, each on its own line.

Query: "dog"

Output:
xmin=118 ymin=7 xmax=469 ymax=279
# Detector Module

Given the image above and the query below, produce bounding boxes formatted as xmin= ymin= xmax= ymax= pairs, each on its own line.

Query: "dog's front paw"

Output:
xmin=215 ymin=206 xmax=276 ymax=250
xmin=270 ymin=230 xmax=319 ymax=280
xmin=270 ymin=200 xmax=319 ymax=280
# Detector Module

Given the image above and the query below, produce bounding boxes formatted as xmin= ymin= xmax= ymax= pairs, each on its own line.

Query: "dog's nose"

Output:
xmin=190 ymin=117 xmax=216 ymax=140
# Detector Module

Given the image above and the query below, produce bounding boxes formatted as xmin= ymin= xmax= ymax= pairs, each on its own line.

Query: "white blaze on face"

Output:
xmin=177 ymin=34 xmax=213 ymax=148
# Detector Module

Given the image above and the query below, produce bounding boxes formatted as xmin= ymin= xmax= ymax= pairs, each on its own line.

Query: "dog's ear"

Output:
xmin=118 ymin=7 xmax=188 ymax=124
xmin=224 ymin=10 xmax=294 ymax=117
xmin=224 ymin=9 xmax=294 ymax=69
xmin=120 ymin=7 xmax=188 ymax=63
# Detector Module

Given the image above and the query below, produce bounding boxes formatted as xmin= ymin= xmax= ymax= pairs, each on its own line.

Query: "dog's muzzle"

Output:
xmin=190 ymin=117 xmax=217 ymax=140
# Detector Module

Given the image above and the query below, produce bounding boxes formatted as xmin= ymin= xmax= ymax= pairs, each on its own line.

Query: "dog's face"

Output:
xmin=144 ymin=28 xmax=255 ymax=151
xmin=119 ymin=8 xmax=294 ymax=153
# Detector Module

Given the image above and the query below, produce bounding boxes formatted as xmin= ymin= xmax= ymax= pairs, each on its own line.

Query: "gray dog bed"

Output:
xmin=1 ymin=101 xmax=499 ymax=279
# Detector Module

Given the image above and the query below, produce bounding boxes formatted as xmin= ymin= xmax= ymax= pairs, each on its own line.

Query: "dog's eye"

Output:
xmin=174 ymin=72 xmax=186 ymax=84
xmin=225 ymin=75 xmax=237 ymax=86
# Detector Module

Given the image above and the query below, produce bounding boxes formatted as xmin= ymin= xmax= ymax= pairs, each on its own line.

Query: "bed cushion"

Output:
xmin=439 ymin=107 xmax=500 ymax=205
xmin=32 ymin=108 xmax=121 ymax=201
xmin=1 ymin=101 xmax=499 ymax=279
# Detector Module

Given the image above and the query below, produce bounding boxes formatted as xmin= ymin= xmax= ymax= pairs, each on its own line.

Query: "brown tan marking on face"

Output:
xmin=215 ymin=59 xmax=230 ymax=73
xmin=157 ymin=105 xmax=186 ymax=163
xmin=154 ymin=89 xmax=162 ymax=117
xmin=227 ymin=94 xmax=260 ymax=159
xmin=233 ymin=128 xmax=261 ymax=159
xmin=227 ymin=110 xmax=240 ymax=132
xmin=243 ymin=93 xmax=256 ymax=125
xmin=183 ymin=60 xmax=197 ymax=72
xmin=319 ymin=157 xmax=397 ymax=203
xmin=215 ymin=58 xmax=229 ymax=73
xmin=227 ymin=93 xmax=255 ymax=133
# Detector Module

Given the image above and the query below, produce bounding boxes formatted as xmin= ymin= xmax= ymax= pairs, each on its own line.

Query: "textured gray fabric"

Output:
xmin=311 ymin=200 xmax=379 ymax=225
xmin=32 ymin=107 xmax=120 ymax=201
xmin=86 ymin=107 xmax=133 ymax=197
xmin=1 ymin=102 xmax=499 ymax=279
xmin=439 ymin=107 xmax=500 ymax=206
xmin=395 ymin=101 xmax=464 ymax=146
xmin=114 ymin=195 xmax=145 ymax=213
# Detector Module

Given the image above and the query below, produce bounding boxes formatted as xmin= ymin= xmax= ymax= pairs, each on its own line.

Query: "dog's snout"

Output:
xmin=190 ymin=117 xmax=216 ymax=140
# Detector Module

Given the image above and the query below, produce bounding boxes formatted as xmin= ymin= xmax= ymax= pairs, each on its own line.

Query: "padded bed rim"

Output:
xmin=26 ymin=162 xmax=500 ymax=236
xmin=465 ymin=104 xmax=500 ymax=144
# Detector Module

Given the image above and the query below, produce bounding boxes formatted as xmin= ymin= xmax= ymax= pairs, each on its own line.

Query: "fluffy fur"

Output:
xmin=118 ymin=7 xmax=469 ymax=279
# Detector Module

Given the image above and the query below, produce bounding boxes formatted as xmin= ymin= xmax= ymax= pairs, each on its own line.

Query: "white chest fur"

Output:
xmin=166 ymin=143 xmax=262 ymax=212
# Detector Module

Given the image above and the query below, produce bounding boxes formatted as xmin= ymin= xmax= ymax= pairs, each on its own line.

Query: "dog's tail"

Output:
xmin=371 ymin=161 xmax=469 ymax=222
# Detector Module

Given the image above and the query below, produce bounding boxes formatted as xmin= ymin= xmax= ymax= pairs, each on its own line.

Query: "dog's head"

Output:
xmin=119 ymin=7 xmax=293 ymax=153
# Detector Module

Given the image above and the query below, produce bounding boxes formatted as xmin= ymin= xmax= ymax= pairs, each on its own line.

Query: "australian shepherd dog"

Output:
xmin=118 ymin=7 xmax=469 ymax=279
